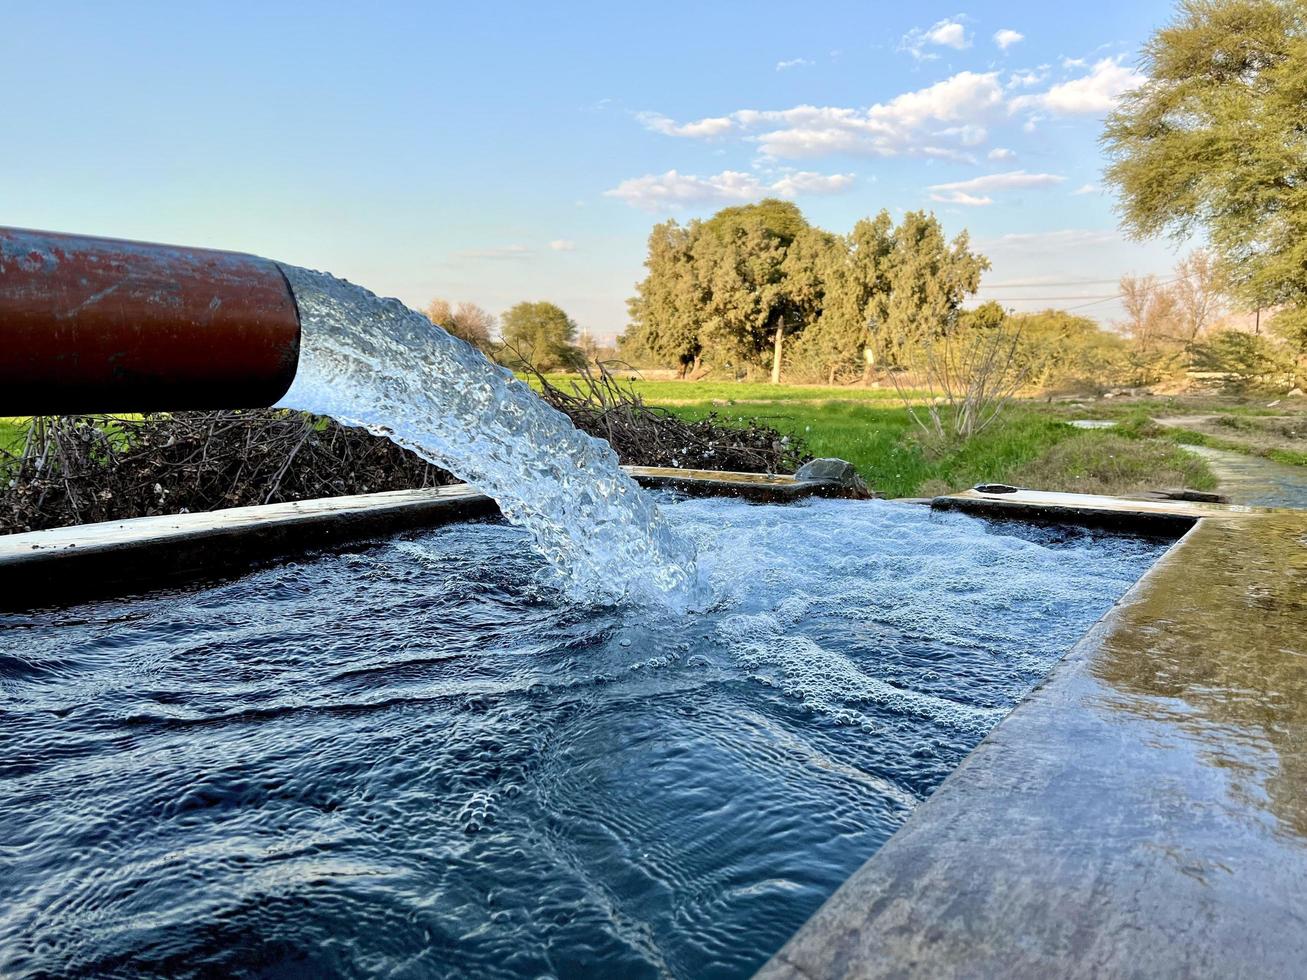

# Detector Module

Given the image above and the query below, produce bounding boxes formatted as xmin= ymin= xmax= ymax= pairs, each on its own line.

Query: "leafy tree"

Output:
xmin=423 ymin=299 xmax=496 ymax=352
xmin=1188 ymin=328 xmax=1294 ymax=390
xmin=624 ymin=203 xmax=986 ymax=383
xmin=703 ymin=198 xmax=809 ymax=247
xmin=1270 ymin=306 xmax=1307 ymax=386
xmin=1008 ymin=309 xmax=1130 ymax=391
xmin=692 ymin=207 xmax=791 ymax=377
xmin=871 ymin=211 xmax=989 ymax=368
xmin=959 ymin=301 xmax=1008 ymax=332
xmin=624 ymin=220 xmax=704 ymax=376
xmin=500 ymin=301 xmax=582 ymax=371
xmin=775 ymin=226 xmax=838 ymax=382
xmin=837 ymin=214 xmax=896 ymax=380
xmin=1103 ymin=0 xmax=1307 ymax=319
xmin=698 ymin=199 xmax=814 ymax=381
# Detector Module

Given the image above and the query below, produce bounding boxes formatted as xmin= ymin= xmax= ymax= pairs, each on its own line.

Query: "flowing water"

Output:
xmin=0 ymin=498 xmax=1170 ymax=979
xmin=274 ymin=265 xmax=698 ymax=605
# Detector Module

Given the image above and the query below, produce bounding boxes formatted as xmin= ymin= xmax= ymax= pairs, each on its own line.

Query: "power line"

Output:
xmin=981 ymin=268 xmax=1209 ymax=314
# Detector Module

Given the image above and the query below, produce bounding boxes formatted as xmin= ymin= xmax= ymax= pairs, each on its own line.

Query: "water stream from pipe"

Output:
xmin=273 ymin=265 xmax=698 ymax=605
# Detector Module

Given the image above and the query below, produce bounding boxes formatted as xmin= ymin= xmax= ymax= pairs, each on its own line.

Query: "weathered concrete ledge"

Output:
xmin=0 ymin=485 xmax=498 ymax=610
xmin=0 ymin=466 xmax=854 ymax=609
xmin=930 ymin=485 xmax=1256 ymax=535
xmin=760 ymin=497 xmax=1307 ymax=978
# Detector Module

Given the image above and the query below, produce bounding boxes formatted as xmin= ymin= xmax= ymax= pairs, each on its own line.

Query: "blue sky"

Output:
xmin=2 ymin=1 xmax=1184 ymax=339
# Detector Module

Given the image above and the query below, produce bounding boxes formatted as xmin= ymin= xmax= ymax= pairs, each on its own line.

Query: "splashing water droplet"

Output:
xmin=275 ymin=265 xmax=698 ymax=605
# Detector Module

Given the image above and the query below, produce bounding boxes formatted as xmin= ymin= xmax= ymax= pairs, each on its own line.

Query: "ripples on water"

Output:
xmin=0 ymin=498 xmax=1168 ymax=979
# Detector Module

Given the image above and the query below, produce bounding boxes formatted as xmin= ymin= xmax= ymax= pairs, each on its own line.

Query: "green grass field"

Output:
xmin=546 ymin=376 xmax=915 ymax=406
xmin=0 ymin=418 xmax=26 ymax=454
xmin=662 ymin=400 xmax=1081 ymax=498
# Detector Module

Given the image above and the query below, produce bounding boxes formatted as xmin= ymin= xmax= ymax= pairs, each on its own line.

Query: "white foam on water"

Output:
xmin=667 ymin=495 xmax=1162 ymax=733
xmin=274 ymin=265 xmax=698 ymax=605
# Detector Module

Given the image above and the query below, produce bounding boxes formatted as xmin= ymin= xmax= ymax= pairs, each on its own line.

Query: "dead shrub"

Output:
xmin=2 ymin=367 xmax=810 ymax=534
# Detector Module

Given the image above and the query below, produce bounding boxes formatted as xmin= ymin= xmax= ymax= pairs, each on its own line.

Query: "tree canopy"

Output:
xmin=623 ymin=201 xmax=987 ymax=382
xmin=500 ymin=301 xmax=582 ymax=371
xmin=1103 ymin=0 xmax=1307 ymax=312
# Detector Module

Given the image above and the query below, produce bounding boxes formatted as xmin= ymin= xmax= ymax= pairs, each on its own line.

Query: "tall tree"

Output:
xmin=698 ymin=199 xmax=812 ymax=381
xmin=624 ymin=220 xmax=704 ymax=376
xmin=791 ymin=214 xmax=893 ymax=383
xmin=500 ymin=301 xmax=581 ymax=371
xmin=775 ymin=226 xmax=837 ymax=383
xmin=871 ymin=211 xmax=989 ymax=367
xmin=1103 ymin=0 xmax=1307 ymax=315
xmin=1172 ymin=250 xmax=1227 ymax=342
xmin=692 ymin=206 xmax=792 ymax=377
xmin=424 ymin=299 xmax=496 ymax=352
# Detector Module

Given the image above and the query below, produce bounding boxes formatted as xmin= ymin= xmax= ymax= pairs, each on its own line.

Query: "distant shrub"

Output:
xmin=1187 ymin=330 xmax=1295 ymax=392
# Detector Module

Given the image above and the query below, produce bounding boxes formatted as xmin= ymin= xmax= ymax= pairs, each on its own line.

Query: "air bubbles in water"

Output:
xmin=274 ymin=265 xmax=698 ymax=605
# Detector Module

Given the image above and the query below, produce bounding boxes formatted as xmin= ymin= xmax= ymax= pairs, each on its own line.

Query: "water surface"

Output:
xmin=0 ymin=498 xmax=1168 ymax=979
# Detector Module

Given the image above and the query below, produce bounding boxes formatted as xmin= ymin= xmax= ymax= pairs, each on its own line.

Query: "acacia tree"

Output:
xmin=423 ymin=299 xmax=496 ymax=352
xmin=1103 ymin=0 xmax=1307 ymax=319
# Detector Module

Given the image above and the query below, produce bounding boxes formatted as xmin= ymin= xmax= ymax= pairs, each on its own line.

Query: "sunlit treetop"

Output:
xmin=1103 ymin=0 xmax=1307 ymax=309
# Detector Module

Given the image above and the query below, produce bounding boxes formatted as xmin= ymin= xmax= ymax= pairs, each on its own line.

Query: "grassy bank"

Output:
xmin=658 ymin=399 xmax=1224 ymax=498
xmin=663 ymin=400 xmax=1078 ymax=498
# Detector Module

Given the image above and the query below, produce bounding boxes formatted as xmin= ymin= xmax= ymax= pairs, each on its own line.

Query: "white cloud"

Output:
xmin=1072 ymin=183 xmax=1100 ymax=195
xmin=901 ymin=19 xmax=972 ymax=60
xmin=636 ymin=111 xmax=735 ymax=138
xmin=931 ymin=190 xmax=994 ymax=207
xmin=993 ymin=29 xmax=1024 ymax=51
xmin=988 ymin=147 xmax=1016 ymax=161
xmin=776 ymin=58 xmax=812 ymax=71
xmin=770 ymin=171 xmax=856 ymax=196
xmin=1006 ymin=69 xmax=1047 ymax=89
xmin=928 ymin=170 xmax=1065 ymax=194
xmin=641 ymin=71 xmax=1005 ymax=161
xmin=985 ymin=228 xmax=1120 ymax=251
xmin=926 ymin=20 xmax=969 ymax=48
xmin=1010 ymin=57 xmax=1145 ymax=115
xmin=548 ymin=239 xmax=576 ymax=251
xmin=455 ymin=244 xmax=532 ymax=259
xmin=604 ymin=168 xmax=854 ymax=211
xmin=937 ymin=124 xmax=988 ymax=146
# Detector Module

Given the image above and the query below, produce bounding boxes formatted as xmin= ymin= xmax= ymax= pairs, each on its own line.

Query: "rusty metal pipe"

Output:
xmin=0 ymin=228 xmax=301 ymax=415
